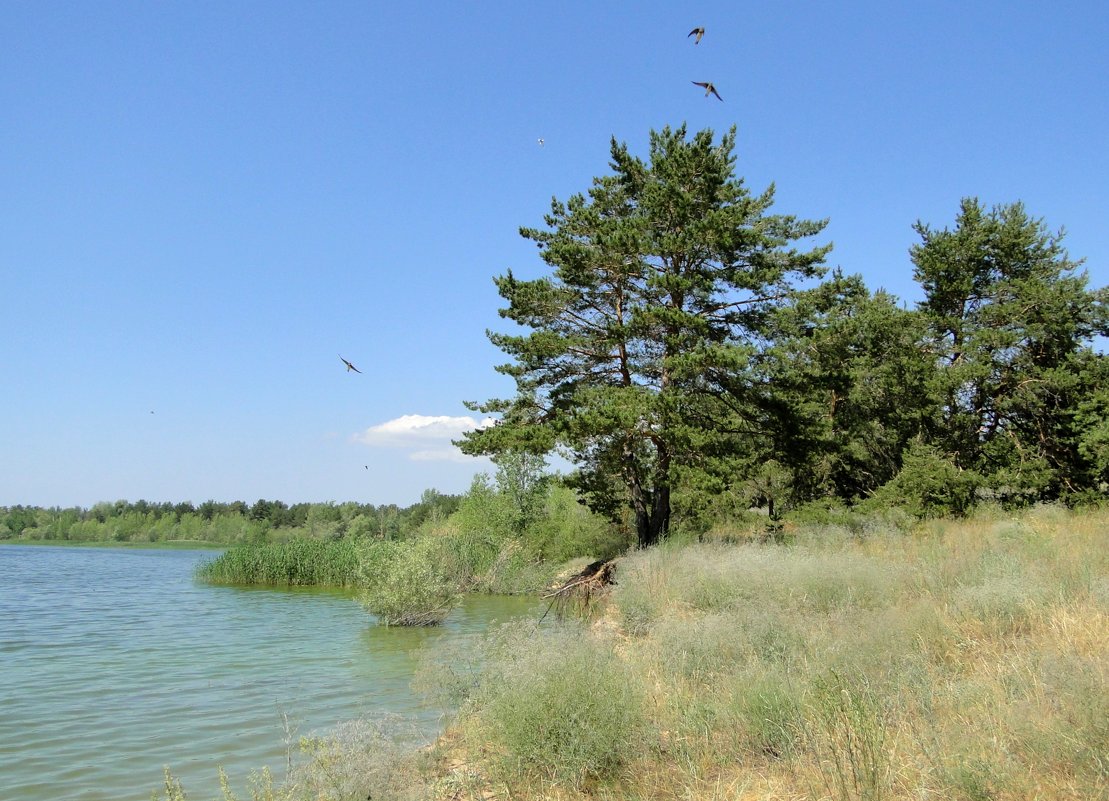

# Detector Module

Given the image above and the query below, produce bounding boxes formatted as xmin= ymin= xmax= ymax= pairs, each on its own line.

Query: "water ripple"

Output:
xmin=0 ymin=545 xmax=536 ymax=801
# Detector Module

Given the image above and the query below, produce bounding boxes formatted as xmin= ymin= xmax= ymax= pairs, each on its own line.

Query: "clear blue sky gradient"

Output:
xmin=3 ymin=1 xmax=1107 ymax=508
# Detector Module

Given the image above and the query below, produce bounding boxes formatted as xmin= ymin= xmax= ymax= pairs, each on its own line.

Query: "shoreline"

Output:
xmin=0 ymin=538 xmax=224 ymax=550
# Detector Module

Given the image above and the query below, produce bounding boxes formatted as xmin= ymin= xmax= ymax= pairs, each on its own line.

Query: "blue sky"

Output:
xmin=2 ymin=1 xmax=1106 ymax=509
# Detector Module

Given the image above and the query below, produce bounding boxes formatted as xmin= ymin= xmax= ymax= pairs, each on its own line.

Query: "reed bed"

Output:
xmin=195 ymin=538 xmax=361 ymax=588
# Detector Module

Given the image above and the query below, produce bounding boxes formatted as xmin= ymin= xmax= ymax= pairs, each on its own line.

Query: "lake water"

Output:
xmin=0 ymin=545 xmax=536 ymax=801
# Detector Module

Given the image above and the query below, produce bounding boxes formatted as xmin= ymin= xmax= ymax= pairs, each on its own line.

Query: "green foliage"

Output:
xmin=461 ymin=125 xmax=830 ymax=547
xmin=526 ymin=484 xmax=630 ymax=562
xmin=1076 ymin=383 xmax=1109 ymax=487
xmin=492 ymin=450 xmax=551 ymax=533
xmin=357 ymin=539 xmax=460 ymax=626
xmin=865 ymin=440 xmax=981 ymax=518
xmin=424 ymin=473 xmax=558 ymax=594
xmin=0 ymin=495 xmax=461 ymax=547
xmin=752 ymin=272 xmax=938 ymax=507
xmin=195 ymin=538 xmax=361 ymax=587
xmin=913 ymin=198 xmax=1109 ymax=498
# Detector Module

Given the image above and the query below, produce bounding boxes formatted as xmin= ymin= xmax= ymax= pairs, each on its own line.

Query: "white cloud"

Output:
xmin=353 ymin=414 xmax=494 ymax=461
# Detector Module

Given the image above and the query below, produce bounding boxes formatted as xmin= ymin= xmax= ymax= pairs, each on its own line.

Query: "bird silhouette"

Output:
xmin=688 ymin=27 xmax=705 ymax=44
xmin=692 ymin=81 xmax=723 ymax=101
xmin=537 ymin=137 xmax=544 ymax=147
xmin=340 ymin=356 xmax=362 ymax=373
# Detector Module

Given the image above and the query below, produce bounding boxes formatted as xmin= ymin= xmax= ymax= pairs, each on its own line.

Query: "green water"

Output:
xmin=0 ymin=545 xmax=536 ymax=800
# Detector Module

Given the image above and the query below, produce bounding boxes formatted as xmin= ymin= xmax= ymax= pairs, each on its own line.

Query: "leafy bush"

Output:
xmin=526 ymin=485 xmax=631 ymax=563
xmin=866 ymin=440 xmax=981 ymax=518
xmin=357 ymin=539 xmax=460 ymax=626
xmin=423 ymin=517 xmax=505 ymax=592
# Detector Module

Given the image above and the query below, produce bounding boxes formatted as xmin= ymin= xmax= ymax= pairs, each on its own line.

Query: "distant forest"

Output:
xmin=0 ymin=492 xmax=462 ymax=545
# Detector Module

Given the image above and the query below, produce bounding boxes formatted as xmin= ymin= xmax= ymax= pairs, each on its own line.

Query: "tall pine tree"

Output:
xmin=459 ymin=126 xmax=829 ymax=546
xmin=912 ymin=198 xmax=1108 ymax=499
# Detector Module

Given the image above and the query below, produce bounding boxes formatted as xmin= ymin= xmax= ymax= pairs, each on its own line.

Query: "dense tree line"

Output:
xmin=0 ymin=490 xmax=462 ymax=544
xmin=461 ymin=125 xmax=1108 ymax=543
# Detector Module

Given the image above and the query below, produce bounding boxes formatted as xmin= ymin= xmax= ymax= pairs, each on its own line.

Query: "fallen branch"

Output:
xmin=539 ymin=559 xmax=617 ymax=623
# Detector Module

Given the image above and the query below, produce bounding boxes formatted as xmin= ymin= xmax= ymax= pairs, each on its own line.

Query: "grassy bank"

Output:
xmin=422 ymin=504 xmax=1109 ymax=800
xmin=193 ymin=480 xmax=628 ymax=624
xmin=157 ymin=504 xmax=1109 ymax=800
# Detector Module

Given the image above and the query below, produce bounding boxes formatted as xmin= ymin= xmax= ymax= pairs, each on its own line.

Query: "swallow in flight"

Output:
xmin=688 ymin=27 xmax=705 ymax=44
xmin=340 ymin=356 xmax=362 ymax=373
xmin=692 ymin=81 xmax=723 ymax=101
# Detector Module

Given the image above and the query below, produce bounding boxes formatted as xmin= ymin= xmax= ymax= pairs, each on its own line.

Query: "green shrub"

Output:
xmin=476 ymin=540 xmax=562 ymax=595
xmin=866 ymin=440 xmax=981 ymax=518
xmin=526 ymin=485 xmax=630 ymax=563
xmin=423 ymin=518 xmax=504 ymax=591
xmin=471 ymin=623 xmax=652 ymax=788
xmin=357 ymin=539 xmax=460 ymax=626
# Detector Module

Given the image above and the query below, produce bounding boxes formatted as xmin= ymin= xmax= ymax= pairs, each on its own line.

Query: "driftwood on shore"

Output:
xmin=539 ymin=559 xmax=617 ymax=622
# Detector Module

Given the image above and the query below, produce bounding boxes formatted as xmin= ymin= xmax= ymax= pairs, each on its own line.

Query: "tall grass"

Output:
xmin=195 ymin=538 xmax=361 ymax=588
xmin=420 ymin=505 xmax=1109 ymax=800
xmin=423 ymin=620 xmax=653 ymax=791
xmin=175 ymin=505 xmax=1108 ymax=799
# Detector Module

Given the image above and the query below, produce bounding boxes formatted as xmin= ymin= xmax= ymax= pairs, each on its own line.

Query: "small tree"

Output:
xmin=866 ymin=440 xmax=981 ymax=518
xmin=492 ymin=450 xmax=550 ymax=533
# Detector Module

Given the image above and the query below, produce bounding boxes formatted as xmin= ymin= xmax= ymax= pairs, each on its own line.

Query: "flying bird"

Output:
xmin=340 ymin=356 xmax=362 ymax=373
xmin=688 ymin=27 xmax=705 ymax=44
xmin=537 ymin=137 xmax=544 ymax=146
xmin=692 ymin=81 xmax=723 ymax=101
